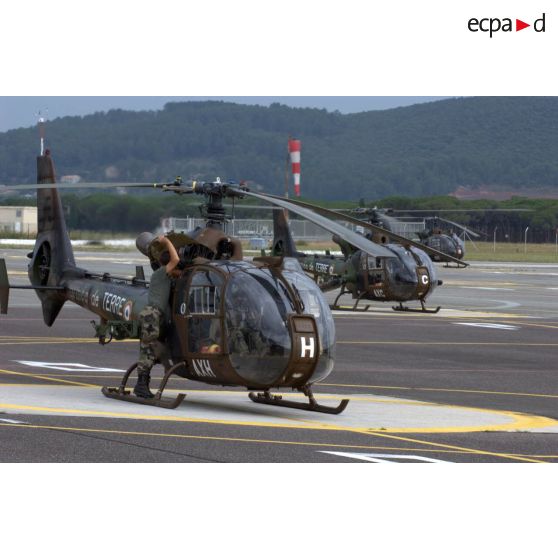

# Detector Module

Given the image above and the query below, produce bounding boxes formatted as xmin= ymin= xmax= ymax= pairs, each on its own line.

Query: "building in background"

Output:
xmin=0 ymin=206 xmax=38 ymax=235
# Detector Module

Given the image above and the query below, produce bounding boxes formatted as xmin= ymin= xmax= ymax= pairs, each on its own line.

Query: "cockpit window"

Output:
xmin=184 ymin=269 xmax=225 ymax=353
xmin=385 ymin=245 xmax=416 ymax=285
xmin=366 ymin=255 xmax=382 ymax=270
xmin=188 ymin=270 xmax=223 ymax=315
xmin=224 ymin=269 xmax=291 ymax=385
xmin=189 ymin=286 xmax=217 ymax=314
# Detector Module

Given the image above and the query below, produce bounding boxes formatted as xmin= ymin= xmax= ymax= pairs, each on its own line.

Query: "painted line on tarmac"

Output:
xmin=497 ymin=320 xmax=558 ymax=330
xmin=338 ymin=341 xmax=558 ymax=346
xmin=0 ymin=340 xmax=135 ymax=346
xmin=0 ymin=367 xmax=98 ymax=388
xmin=0 ymin=417 xmax=28 ymax=424
xmin=333 ymin=311 xmax=531 ymax=319
xmin=322 ymin=382 xmax=558 ymax=400
xmin=460 ymin=287 xmax=515 ymax=291
xmin=352 ymin=430 xmax=547 ymax=464
xmin=0 ymin=384 xmax=555 ymax=435
xmin=453 ymin=322 xmax=519 ymax=330
xmin=15 ymin=361 xmax=124 ymax=373
xmin=320 ymin=451 xmax=451 ymax=463
xmin=0 ymin=421 xmax=549 ymax=462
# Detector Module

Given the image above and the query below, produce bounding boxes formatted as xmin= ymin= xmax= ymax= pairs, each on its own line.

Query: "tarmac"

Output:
xmin=1 ymin=249 xmax=558 ymax=462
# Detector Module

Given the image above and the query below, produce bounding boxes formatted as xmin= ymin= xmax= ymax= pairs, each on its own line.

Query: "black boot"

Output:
xmin=134 ymin=371 xmax=154 ymax=399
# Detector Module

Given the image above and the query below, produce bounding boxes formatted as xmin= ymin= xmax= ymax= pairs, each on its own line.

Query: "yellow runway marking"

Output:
xmin=338 ymin=341 xmax=558 ymax=346
xmin=353 ymin=430 xmax=547 ymax=464
xmin=323 ymin=382 xmax=558 ymax=400
xmin=0 ymin=384 xmax=555 ymax=434
xmin=443 ymin=281 xmax=520 ymax=287
xmin=0 ymin=419 xmax=550 ymax=463
xmin=335 ymin=316 xmax=533 ymax=323
xmin=6 ymin=376 xmax=554 ymax=401
xmin=0 ymin=368 xmax=98 ymax=388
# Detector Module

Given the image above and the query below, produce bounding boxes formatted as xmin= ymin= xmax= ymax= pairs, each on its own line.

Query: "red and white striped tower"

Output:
xmin=37 ymin=111 xmax=47 ymax=156
xmin=288 ymin=138 xmax=301 ymax=197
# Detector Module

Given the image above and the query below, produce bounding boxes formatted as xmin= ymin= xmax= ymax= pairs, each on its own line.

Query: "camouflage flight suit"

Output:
xmin=137 ymin=305 xmax=164 ymax=375
xmin=137 ymin=265 xmax=172 ymax=377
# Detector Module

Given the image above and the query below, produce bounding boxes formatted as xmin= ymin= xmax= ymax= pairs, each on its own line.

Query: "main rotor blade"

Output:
xmin=433 ymin=217 xmax=482 ymax=238
xmin=0 ymin=182 xmax=169 ymax=191
xmin=391 ymin=208 xmax=533 ymax=213
xmin=258 ymin=193 xmax=468 ymax=267
xmin=228 ymin=189 xmax=396 ymax=259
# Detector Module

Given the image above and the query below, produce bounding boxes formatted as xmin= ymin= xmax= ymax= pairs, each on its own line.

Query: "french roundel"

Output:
xmin=123 ymin=301 xmax=133 ymax=321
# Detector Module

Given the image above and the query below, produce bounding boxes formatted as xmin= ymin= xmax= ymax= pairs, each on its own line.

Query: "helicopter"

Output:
xmin=0 ymin=145 xmax=429 ymax=415
xmin=267 ymin=202 xmax=467 ymax=313
xmin=417 ymin=216 xmax=481 ymax=265
xmin=345 ymin=208 xmax=482 ymax=267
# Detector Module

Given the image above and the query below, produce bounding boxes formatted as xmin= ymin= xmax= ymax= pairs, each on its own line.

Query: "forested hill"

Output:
xmin=1 ymin=97 xmax=558 ymax=200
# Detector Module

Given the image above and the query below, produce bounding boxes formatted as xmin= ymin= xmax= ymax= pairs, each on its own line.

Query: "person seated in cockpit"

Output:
xmin=227 ymin=287 xmax=268 ymax=357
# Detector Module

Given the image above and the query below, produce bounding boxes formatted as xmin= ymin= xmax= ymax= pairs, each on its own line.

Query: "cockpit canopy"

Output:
xmin=382 ymin=244 xmax=438 ymax=299
xmin=175 ymin=259 xmax=335 ymax=387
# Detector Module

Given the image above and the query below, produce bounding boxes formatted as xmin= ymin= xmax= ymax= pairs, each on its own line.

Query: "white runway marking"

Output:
xmin=0 ymin=417 xmax=28 ymax=424
xmin=453 ymin=323 xmax=519 ymax=331
xmin=320 ymin=451 xmax=451 ymax=463
xmin=461 ymin=287 xmax=515 ymax=291
xmin=15 ymin=361 xmax=125 ymax=373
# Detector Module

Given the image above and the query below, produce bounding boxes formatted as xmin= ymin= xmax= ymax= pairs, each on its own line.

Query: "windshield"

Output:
xmin=221 ymin=261 xmax=335 ymax=386
xmin=410 ymin=247 xmax=437 ymax=281
xmin=384 ymin=244 xmax=418 ymax=299
xmin=224 ymin=267 xmax=292 ymax=385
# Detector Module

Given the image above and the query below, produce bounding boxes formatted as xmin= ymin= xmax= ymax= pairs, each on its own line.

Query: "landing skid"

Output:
xmin=249 ymin=386 xmax=349 ymax=415
xmin=102 ymin=361 xmax=186 ymax=409
xmin=331 ymin=288 xmax=370 ymax=312
xmin=392 ymin=301 xmax=441 ymax=314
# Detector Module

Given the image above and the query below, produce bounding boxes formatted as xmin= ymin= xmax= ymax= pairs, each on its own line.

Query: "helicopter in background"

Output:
xmin=268 ymin=202 xmax=467 ymax=313
xmin=0 ymin=144 xmax=433 ymax=415
xmin=346 ymin=208 xmax=482 ymax=267
xmin=417 ymin=216 xmax=482 ymax=265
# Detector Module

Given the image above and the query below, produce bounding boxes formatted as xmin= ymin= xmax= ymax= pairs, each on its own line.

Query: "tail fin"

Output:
xmin=29 ymin=150 xmax=76 ymax=325
xmin=271 ymin=209 xmax=304 ymax=257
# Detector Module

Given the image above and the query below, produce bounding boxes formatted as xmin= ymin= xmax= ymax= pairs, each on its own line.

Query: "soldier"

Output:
xmin=134 ymin=235 xmax=180 ymax=398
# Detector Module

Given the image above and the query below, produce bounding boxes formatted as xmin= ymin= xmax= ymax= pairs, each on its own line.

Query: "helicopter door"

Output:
xmin=180 ymin=269 xmax=225 ymax=380
xmin=359 ymin=252 xmax=370 ymax=290
xmin=416 ymin=266 xmax=431 ymax=298
xmin=361 ymin=253 xmax=383 ymax=296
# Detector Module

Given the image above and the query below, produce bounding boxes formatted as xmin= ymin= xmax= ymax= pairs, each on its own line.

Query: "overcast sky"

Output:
xmin=0 ymin=96 xmax=452 ymax=133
